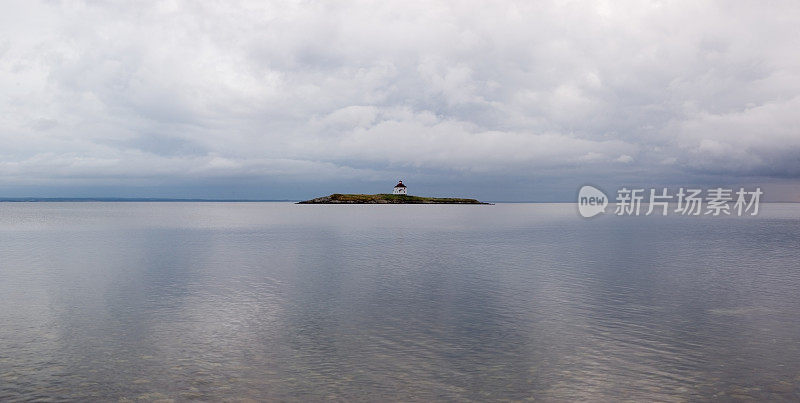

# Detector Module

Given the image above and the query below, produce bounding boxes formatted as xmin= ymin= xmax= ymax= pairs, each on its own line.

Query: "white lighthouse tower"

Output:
xmin=393 ymin=180 xmax=407 ymax=195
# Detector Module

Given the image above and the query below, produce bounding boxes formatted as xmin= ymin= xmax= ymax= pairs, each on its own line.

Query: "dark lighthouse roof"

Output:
xmin=394 ymin=181 xmax=406 ymax=188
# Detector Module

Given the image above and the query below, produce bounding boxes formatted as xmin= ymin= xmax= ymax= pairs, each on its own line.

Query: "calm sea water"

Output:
xmin=1 ymin=202 xmax=799 ymax=401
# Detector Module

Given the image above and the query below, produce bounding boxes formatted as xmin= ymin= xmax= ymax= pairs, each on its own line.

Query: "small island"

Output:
xmin=298 ymin=181 xmax=491 ymax=204
xmin=297 ymin=193 xmax=490 ymax=204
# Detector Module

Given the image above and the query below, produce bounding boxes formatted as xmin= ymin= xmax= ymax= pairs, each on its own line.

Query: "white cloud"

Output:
xmin=673 ymin=96 xmax=800 ymax=176
xmin=0 ymin=0 xmax=798 ymax=195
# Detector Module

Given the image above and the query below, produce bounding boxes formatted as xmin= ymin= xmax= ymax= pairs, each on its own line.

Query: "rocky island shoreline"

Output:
xmin=297 ymin=194 xmax=492 ymax=204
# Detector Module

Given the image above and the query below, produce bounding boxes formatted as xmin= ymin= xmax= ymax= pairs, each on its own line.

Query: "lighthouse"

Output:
xmin=393 ymin=180 xmax=407 ymax=195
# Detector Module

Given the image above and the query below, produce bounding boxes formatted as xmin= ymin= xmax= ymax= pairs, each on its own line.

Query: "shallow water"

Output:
xmin=1 ymin=202 xmax=799 ymax=401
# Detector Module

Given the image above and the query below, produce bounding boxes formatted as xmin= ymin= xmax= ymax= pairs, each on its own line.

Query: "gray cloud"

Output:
xmin=0 ymin=0 xmax=799 ymax=199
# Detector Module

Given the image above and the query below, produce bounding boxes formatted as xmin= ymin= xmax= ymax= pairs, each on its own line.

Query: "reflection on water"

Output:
xmin=1 ymin=202 xmax=799 ymax=401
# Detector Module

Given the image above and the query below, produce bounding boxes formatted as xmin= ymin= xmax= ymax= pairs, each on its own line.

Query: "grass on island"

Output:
xmin=302 ymin=193 xmax=486 ymax=204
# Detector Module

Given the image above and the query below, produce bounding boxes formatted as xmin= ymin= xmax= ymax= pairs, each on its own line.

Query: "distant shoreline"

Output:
xmin=0 ymin=198 xmax=294 ymax=203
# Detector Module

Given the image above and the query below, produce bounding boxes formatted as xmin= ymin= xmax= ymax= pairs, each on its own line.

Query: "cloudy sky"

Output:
xmin=1 ymin=0 xmax=799 ymax=200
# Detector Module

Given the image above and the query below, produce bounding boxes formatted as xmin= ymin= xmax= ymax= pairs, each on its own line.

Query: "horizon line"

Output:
xmin=1 ymin=197 xmax=798 ymax=204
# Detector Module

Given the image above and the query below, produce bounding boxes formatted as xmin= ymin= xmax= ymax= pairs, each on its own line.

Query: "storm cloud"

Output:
xmin=1 ymin=0 xmax=799 ymax=200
